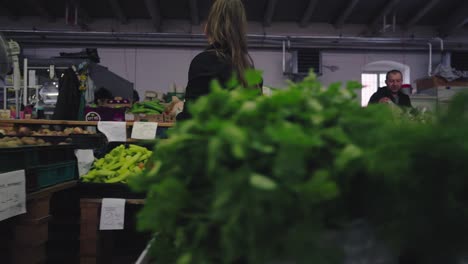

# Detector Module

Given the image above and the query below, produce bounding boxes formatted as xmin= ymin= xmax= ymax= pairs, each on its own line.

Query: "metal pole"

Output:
xmin=428 ymin=42 xmax=432 ymax=76
xmin=282 ymin=40 xmax=285 ymax=73
xmin=23 ymin=58 xmax=28 ymax=107
xmin=3 ymin=87 xmax=6 ymax=110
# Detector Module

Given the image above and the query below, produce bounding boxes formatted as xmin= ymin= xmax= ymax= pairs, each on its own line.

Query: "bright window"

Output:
xmin=361 ymin=72 xmax=387 ymax=106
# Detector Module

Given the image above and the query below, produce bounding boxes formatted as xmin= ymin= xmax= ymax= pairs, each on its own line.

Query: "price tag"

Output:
xmin=0 ymin=170 xmax=26 ymax=221
xmin=97 ymin=121 xmax=127 ymax=142
xmin=131 ymin=122 xmax=158 ymax=140
xmin=99 ymin=198 xmax=126 ymax=230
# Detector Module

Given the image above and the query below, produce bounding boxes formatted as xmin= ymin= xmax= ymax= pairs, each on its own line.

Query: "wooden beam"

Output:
xmin=263 ymin=0 xmax=278 ymax=27
xmin=333 ymin=0 xmax=360 ymax=29
xmin=439 ymin=2 xmax=468 ymax=37
xmin=363 ymin=0 xmax=401 ymax=35
xmin=144 ymin=0 xmax=161 ymax=31
xmin=27 ymin=0 xmax=55 ymax=22
xmin=299 ymin=0 xmax=319 ymax=27
xmin=404 ymin=0 xmax=440 ymax=29
xmin=188 ymin=0 xmax=199 ymax=25
xmin=108 ymin=0 xmax=128 ymax=24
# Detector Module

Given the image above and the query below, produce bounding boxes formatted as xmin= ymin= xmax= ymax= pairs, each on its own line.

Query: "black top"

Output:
xmin=185 ymin=46 xmax=233 ymax=102
xmin=368 ymin=87 xmax=412 ymax=108
xmin=53 ymin=68 xmax=81 ymax=120
xmin=176 ymin=45 xmax=235 ymax=121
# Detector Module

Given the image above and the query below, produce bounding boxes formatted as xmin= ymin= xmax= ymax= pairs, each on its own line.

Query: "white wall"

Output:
xmin=320 ymin=51 xmax=431 ymax=101
xmin=23 ymin=47 xmax=433 ymax=103
xmin=23 ymin=47 xmax=290 ymax=95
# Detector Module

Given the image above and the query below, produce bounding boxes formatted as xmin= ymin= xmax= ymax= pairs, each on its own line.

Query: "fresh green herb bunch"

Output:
xmin=131 ymin=69 xmax=468 ymax=264
xmin=130 ymin=70 xmax=376 ymax=264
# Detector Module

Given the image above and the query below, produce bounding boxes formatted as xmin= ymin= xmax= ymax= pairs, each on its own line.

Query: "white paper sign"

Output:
xmin=75 ymin=149 xmax=95 ymax=176
xmin=97 ymin=121 xmax=127 ymax=142
xmin=0 ymin=170 xmax=26 ymax=222
xmin=99 ymin=198 xmax=126 ymax=230
xmin=131 ymin=122 xmax=158 ymax=140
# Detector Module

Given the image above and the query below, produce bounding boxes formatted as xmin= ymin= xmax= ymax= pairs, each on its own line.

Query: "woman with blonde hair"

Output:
xmin=177 ymin=0 xmax=260 ymax=120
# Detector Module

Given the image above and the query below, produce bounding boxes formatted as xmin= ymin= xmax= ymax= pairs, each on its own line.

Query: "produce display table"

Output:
xmin=0 ymin=181 xmax=77 ymax=264
xmin=0 ymin=119 xmax=174 ymax=127
xmin=0 ymin=119 xmax=161 ymax=263
xmin=80 ymin=198 xmax=146 ymax=264
xmin=0 ymin=119 xmax=174 ymax=143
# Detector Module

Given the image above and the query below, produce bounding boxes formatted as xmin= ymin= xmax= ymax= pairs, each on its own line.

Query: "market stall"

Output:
xmin=0 ymin=118 xmax=172 ymax=264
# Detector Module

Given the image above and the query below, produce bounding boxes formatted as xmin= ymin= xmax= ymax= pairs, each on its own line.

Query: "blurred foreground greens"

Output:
xmin=131 ymin=71 xmax=468 ymax=264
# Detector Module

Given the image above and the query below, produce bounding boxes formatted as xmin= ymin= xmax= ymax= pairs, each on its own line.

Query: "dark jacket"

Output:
xmin=53 ymin=68 xmax=81 ymax=120
xmin=177 ymin=44 xmax=262 ymax=121
xmin=368 ymin=87 xmax=412 ymax=108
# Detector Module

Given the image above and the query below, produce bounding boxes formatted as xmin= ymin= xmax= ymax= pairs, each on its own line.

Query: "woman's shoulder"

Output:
xmin=189 ymin=49 xmax=231 ymax=77
xmin=191 ymin=49 xmax=228 ymax=65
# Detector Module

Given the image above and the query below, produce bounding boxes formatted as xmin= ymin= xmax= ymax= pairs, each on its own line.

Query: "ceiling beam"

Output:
xmin=108 ymin=0 xmax=128 ymax=24
xmin=0 ymin=2 xmax=19 ymax=20
xmin=188 ymin=0 xmax=199 ymax=25
xmin=69 ymin=0 xmax=92 ymax=30
xmin=72 ymin=0 xmax=92 ymax=23
xmin=299 ymin=0 xmax=319 ymax=27
xmin=404 ymin=0 xmax=440 ymax=30
xmin=27 ymin=0 xmax=55 ymax=22
xmin=334 ymin=0 xmax=360 ymax=29
xmin=439 ymin=2 xmax=468 ymax=37
xmin=363 ymin=0 xmax=401 ymax=35
xmin=144 ymin=0 xmax=161 ymax=31
xmin=264 ymin=0 xmax=278 ymax=27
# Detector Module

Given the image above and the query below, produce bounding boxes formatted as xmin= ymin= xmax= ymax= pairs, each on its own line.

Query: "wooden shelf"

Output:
xmin=0 ymin=119 xmax=174 ymax=127
xmin=28 ymin=180 xmax=78 ymax=200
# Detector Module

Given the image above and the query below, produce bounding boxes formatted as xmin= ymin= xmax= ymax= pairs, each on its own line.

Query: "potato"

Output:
xmin=63 ymin=128 xmax=74 ymax=136
xmin=18 ymin=126 xmax=31 ymax=136
xmin=21 ymin=137 xmax=37 ymax=145
xmin=37 ymin=139 xmax=45 ymax=144
xmin=73 ymin=127 xmax=84 ymax=134
xmin=5 ymin=141 xmax=19 ymax=147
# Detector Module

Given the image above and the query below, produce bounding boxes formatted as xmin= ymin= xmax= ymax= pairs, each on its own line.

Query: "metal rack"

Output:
xmin=1 ymin=58 xmax=68 ymax=113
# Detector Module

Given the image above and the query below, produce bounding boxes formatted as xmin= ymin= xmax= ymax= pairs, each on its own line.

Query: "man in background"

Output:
xmin=368 ymin=69 xmax=412 ymax=108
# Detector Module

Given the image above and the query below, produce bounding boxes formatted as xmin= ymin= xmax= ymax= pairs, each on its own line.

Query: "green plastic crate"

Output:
xmin=0 ymin=146 xmax=39 ymax=173
xmin=27 ymin=161 xmax=78 ymax=191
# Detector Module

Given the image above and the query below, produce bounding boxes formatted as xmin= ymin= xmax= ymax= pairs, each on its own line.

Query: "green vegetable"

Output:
xmin=132 ymin=69 xmax=468 ymax=264
xmin=82 ymin=144 xmax=152 ymax=184
xmin=130 ymin=100 xmax=166 ymax=114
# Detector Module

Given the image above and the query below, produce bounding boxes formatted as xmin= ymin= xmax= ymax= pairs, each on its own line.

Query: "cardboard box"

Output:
xmin=84 ymin=106 xmax=127 ymax=121
xmin=133 ymin=113 xmax=165 ymax=122
xmin=0 ymin=109 xmax=11 ymax=119
xmin=164 ymin=114 xmax=176 ymax=123
xmin=416 ymin=76 xmax=468 ymax=91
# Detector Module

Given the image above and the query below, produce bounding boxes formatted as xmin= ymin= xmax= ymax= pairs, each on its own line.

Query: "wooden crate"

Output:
xmin=14 ymin=216 xmax=50 ymax=246
xmin=11 ymin=244 xmax=47 ymax=264
xmin=18 ymin=196 xmax=51 ymax=221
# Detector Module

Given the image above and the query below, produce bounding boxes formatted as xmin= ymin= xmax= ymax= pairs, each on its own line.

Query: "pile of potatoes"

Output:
xmin=0 ymin=136 xmax=72 ymax=148
xmin=4 ymin=126 xmax=96 ymax=137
